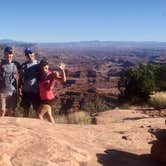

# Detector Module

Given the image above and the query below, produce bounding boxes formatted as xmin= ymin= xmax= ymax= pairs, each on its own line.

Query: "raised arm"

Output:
xmin=53 ymin=63 xmax=66 ymax=82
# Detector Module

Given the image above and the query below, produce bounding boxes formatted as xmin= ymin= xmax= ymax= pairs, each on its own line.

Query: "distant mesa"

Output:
xmin=1 ymin=39 xmax=166 ymax=48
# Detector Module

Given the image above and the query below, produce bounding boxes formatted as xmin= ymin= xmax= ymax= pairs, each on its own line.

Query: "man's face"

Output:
xmin=5 ymin=52 xmax=13 ymax=62
xmin=26 ymin=53 xmax=35 ymax=62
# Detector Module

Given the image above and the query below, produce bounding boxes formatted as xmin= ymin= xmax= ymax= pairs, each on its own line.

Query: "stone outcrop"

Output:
xmin=0 ymin=109 xmax=165 ymax=166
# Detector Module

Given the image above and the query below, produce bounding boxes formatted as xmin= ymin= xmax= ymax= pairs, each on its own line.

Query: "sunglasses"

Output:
xmin=6 ymin=51 xmax=13 ymax=54
xmin=25 ymin=52 xmax=33 ymax=56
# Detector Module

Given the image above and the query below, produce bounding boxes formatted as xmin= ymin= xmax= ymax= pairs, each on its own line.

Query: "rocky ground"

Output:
xmin=0 ymin=109 xmax=165 ymax=166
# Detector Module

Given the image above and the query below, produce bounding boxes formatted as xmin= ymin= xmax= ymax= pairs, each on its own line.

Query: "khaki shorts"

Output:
xmin=0 ymin=92 xmax=17 ymax=111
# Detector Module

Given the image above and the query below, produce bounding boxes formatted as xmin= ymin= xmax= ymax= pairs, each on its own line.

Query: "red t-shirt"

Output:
xmin=39 ymin=71 xmax=57 ymax=101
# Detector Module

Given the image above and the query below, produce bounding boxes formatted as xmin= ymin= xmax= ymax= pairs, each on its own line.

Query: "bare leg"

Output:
xmin=47 ymin=108 xmax=55 ymax=124
xmin=39 ymin=105 xmax=49 ymax=120
xmin=1 ymin=95 xmax=6 ymax=117
xmin=1 ymin=110 xmax=6 ymax=117
xmin=39 ymin=104 xmax=55 ymax=123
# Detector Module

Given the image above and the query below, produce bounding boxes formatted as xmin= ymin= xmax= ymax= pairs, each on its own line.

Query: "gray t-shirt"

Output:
xmin=0 ymin=60 xmax=18 ymax=93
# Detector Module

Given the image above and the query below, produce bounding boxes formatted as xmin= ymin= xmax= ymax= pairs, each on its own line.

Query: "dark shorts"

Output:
xmin=20 ymin=92 xmax=40 ymax=110
xmin=40 ymin=98 xmax=57 ymax=106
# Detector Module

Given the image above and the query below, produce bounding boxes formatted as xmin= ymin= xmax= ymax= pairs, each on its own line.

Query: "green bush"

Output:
xmin=119 ymin=64 xmax=157 ymax=99
xmin=156 ymin=65 xmax=166 ymax=91
xmin=119 ymin=64 xmax=166 ymax=101
xmin=149 ymin=92 xmax=166 ymax=110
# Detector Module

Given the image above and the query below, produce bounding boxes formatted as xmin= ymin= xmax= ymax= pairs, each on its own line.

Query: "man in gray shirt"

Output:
xmin=0 ymin=47 xmax=19 ymax=116
xmin=19 ymin=48 xmax=40 ymax=117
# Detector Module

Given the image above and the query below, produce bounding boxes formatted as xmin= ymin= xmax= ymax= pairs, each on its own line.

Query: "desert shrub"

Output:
xmin=67 ymin=111 xmax=91 ymax=124
xmin=149 ymin=92 xmax=166 ymax=110
xmin=80 ymin=95 xmax=110 ymax=114
xmin=119 ymin=64 xmax=166 ymax=100
xmin=53 ymin=111 xmax=91 ymax=124
xmin=119 ymin=64 xmax=157 ymax=99
xmin=53 ymin=114 xmax=69 ymax=124
xmin=156 ymin=65 xmax=166 ymax=91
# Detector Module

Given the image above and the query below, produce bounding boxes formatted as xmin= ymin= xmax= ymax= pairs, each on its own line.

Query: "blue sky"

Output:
xmin=0 ymin=0 xmax=165 ymax=42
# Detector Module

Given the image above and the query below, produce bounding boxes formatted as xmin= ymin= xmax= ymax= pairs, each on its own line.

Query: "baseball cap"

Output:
xmin=24 ymin=48 xmax=33 ymax=56
xmin=4 ymin=47 xmax=13 ymax=54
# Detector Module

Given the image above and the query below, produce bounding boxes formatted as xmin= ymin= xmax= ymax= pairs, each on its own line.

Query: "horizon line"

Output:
xmin=1 ymin=39 xmax=166 ymax=44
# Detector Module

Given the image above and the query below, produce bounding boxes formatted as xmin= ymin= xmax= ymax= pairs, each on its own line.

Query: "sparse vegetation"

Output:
xmin=67 ymin=111 xmax=91 ymax=124
xmin=149 ymin=92 xmax=166 ymax=110
xmin=53 ymin=111 xmax=91 ymax=124
xmin=80 ymin=95 xmax=110 ymax=115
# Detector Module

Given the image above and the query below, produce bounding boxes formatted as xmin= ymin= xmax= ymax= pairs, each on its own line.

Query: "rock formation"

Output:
xmin=0 ymin=109 xmax=165 ymax=166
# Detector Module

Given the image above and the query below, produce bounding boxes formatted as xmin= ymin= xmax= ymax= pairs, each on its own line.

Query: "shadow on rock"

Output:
xmin=97 ymin=149 xmax=164 ymax=166
xmin=150 ymin=129 xmax=166 ymax=164
xmin=123 ymin=116 xmax=155 ymax=121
